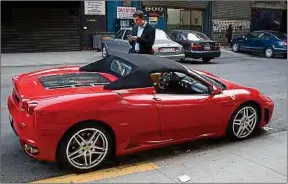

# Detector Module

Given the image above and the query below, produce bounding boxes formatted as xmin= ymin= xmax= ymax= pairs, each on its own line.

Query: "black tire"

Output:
xmin=202 ymin=58 xmax=211 ymax=63
xmin=264 ymin=47 xmax=274 ymax=58
xmin=102 ymin=44 xmax=108 ymax=58
xmin=226 ymin=103 xmax=260 ymax=141
xmin=232 ymin=43 xmax=239 ymax=52
xmin=57 ymin=122 xmax=113 ymax=172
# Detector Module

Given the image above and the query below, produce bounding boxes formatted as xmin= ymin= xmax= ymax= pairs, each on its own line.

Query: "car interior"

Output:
xmin=150 ymin=72 xmax=210 ymax=95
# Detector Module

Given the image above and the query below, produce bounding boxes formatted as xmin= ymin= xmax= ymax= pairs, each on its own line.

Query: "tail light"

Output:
xmin=191 ymin=43 xmax=202 ymax=51
xmin=284 ymin=41 xmax=287 ymax=46
xmin=152 ymin=48 xmax=155 ymax=54
xmin=21 ymin=99 xmax=38 ymax=115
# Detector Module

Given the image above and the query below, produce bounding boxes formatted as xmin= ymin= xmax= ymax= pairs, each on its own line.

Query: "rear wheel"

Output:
xmin=227 ymin=104 xmax=259 ymax=140
xmin=57 ymin=123 xmax=113 ymax=172
xmin=264 ymin=47 xmax=274 ymax=58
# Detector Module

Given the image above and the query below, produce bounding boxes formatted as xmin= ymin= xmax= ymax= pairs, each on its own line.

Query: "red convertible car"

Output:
xmin=7 ymin=52 xmax=274 ymax=171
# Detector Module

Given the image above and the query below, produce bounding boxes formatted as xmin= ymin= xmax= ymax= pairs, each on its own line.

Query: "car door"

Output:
xmin=116 ymin=87 xmax=162 ymax=143
xmin=153 ymin=72 xmax=233 ymax=140
xmin=119 ymin=30 xmax=133 ymax=53
xmin=106 ymin=29 xmax=125 ymax=54
xmin=254 ymin=33 xmax=273 ymax=51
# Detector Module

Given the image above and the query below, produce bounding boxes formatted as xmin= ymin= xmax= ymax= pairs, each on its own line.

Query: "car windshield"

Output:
xmin=156 ymin=30 xmax=170 ymax=40
xmin=187 ymin=32 xmax=211 ymax=41
xmin=272 ymin=32 xmax=287 ymax=40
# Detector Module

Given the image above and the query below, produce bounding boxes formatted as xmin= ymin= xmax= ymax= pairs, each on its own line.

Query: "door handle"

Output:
xmin=153 ymin=97 xmax=162 ymax=101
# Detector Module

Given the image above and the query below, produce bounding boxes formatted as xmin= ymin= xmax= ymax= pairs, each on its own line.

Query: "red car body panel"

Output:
xmin=7 ymin=65 xmax=274 ymax=162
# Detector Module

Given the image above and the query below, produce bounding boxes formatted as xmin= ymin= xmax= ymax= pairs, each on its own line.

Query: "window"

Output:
xmin=151 ymin=71 xmax=209 ymax=95
xmin=272 ymin=32 xmax=287 ymax=40
xmin=187 ymin=32 xmax=210 ymax=41
xmin=176 ymin=33 xmax=186 ymax=41
xmin=114 ymin=30 xmax=125 ymax=39
xmin=167 ymin=8 xmax=203 ymax=32
xmin=123 ymin=30 xmax=132 ymax=40
xmin=110 ymin=59 xmax=132 ymax=77
xmin=156 ymin=30 xmax=171 ymax=40
xmin=170 ymin=32 xmax=178 ymax=40
xmin=260 ymin=33 xmax=273 ymax=39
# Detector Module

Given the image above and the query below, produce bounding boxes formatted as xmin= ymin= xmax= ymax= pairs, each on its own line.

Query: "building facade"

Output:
xmin=141 ymin=1 xmax=213 ymax=37
xmin=1 ymin=1 xmax=107 ymax=53
xmin=211 ymin=1 xmax=287 ymax=45
xmin=1 ymin=1 xmax=286 ymax=53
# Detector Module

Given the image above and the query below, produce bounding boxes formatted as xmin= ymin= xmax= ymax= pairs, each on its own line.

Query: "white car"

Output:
xmin=101 ymin=28 xmax=185 ymax=61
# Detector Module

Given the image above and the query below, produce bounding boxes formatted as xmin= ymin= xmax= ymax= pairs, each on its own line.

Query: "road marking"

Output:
xmin=31 ymin=162 xmax=159 ymax=183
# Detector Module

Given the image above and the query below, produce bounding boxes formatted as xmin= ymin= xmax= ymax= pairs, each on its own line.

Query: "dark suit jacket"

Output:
xmin=129 ymin=23 xmax=156 ymax=54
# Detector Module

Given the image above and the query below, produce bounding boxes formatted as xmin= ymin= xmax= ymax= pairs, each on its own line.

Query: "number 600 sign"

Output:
xmin=144 ymin=6 xmax=164 ymax=12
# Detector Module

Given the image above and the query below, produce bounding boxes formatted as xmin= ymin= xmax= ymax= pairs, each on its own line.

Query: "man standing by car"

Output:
xmin=128 ymin=10 xmax=156 ymax=55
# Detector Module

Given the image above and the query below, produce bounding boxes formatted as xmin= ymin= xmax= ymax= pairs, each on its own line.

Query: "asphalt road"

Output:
xmin=1 ymin=50 xmax=287 ymax=182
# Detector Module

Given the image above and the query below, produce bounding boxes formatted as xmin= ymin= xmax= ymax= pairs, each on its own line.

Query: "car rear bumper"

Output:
xmin=185 ymin=50 xmax=221 ymax=58
xmin=156 ymin=53 xmax=185 ymax=60
xmin=7 ymin=96 xmax=56 ymax=162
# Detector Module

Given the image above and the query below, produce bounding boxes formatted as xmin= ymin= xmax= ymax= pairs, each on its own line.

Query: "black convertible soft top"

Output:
xmin=79 ymin=52 xmax=189 ymax=90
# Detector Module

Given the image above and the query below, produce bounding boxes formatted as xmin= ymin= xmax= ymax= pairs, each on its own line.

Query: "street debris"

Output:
xmin=178 ymin=175 xmax=191 ymax=182
xmin=263 ymin=126 xmax=273 ymax=131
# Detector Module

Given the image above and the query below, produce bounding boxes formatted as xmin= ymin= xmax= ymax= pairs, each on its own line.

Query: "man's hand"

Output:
xmin=131 ymin=36 xmax=137 ymax=41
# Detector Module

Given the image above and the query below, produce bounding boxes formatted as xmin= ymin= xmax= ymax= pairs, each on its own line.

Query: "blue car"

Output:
xmin=231 ymin=30 xmax=287 ymax=58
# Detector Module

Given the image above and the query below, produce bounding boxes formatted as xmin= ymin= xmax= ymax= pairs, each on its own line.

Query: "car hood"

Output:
xmin=12 ymin=66 xmax=116 ymax=100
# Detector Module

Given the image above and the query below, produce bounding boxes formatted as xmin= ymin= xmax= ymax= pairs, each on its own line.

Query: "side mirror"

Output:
xmin=210 ymin=85 xmax=222 ymax=95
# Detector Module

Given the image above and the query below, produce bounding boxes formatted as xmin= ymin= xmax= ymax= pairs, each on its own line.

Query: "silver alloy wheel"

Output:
xmin=232 ymin=44 xmax=238 ymax=52
xmin=66 ymin=128 xmax=108 ymax=170
xmin=102 ymin=46 xmax=107 ymax=58
xmin=232 ymin=106 xmax=257 ymax=139
xmin=265 ymin=48 xmax=273 ymax=58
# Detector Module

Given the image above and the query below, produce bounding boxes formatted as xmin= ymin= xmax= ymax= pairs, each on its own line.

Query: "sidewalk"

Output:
xmin=34 ymin=131 xmax=287 ymax=183
xmin=96 ymin=131 xmax=287 ymax=183
xmin=1 ymin=51 xmax=101 ymax=67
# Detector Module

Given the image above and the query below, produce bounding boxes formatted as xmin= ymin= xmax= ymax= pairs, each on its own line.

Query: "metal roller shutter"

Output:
xmin=212 ymin=1 xmax=251 ymax=20
xmin=211 ymin=1 xmax=251 ymax=44
xmin=1 ymin=2 xmax=81 ymax=53
xmin=143 ymin=1 xmax=209 ymax=9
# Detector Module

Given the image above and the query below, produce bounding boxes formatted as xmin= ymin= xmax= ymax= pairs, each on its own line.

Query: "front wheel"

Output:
xmin=102 ymin=45 xmax=108 ymax=58
xmin=57 ymin=123 xmax=113 ymax=172
xmin=232 ymin=43 xmax=239 ymax=52
xmin=227 ymin=104 xmax=259 ymax=140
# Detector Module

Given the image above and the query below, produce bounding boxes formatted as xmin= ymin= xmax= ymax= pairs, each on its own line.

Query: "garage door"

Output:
xmin=1 ymin=2 xmax=81 ymax=53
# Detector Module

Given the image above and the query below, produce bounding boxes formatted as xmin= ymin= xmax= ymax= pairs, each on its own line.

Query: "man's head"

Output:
xmin=133 ymin=10 xmax=145 ymax=26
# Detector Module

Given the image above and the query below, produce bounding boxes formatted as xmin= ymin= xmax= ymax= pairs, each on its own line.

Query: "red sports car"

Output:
xmin=7 ymin=52 xmax=274 ymax=171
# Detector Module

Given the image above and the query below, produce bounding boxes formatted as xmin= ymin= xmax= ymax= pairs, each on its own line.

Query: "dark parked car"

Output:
xmin=169 ymin=30 xmax=221 ymax=63
xmin=231 ymin=30 xmax=287 ymax=58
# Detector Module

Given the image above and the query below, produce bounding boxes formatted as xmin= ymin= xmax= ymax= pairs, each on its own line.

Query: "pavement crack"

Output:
xmin=221 ymin=148 xmax=287 ymax=177
xmin=150 ymin=163 xmax=178 ymax=183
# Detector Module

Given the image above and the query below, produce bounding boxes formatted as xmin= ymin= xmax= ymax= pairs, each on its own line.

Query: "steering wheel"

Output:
xmin=158 ymin=72 xmax=173 ymax=89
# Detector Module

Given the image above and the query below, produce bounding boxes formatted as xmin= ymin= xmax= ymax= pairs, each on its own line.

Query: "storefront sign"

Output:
xmin=84 ymin=1 xmax=105 ymax=15
xmin=117 ymin=6 xmax=136 ymax=19
xmin=143 ymin=6 xmax=165 ymax=17
xmin=252 ymin=1 xmax=287 ymax=10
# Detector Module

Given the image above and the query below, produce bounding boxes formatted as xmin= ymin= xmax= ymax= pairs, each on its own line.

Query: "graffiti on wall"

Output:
xmin=212 ymin=19 xmax=250 ymax=33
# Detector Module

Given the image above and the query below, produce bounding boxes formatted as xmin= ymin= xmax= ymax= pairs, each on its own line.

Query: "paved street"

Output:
xmin=1 ymin=49 xmax=287 ymax=183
